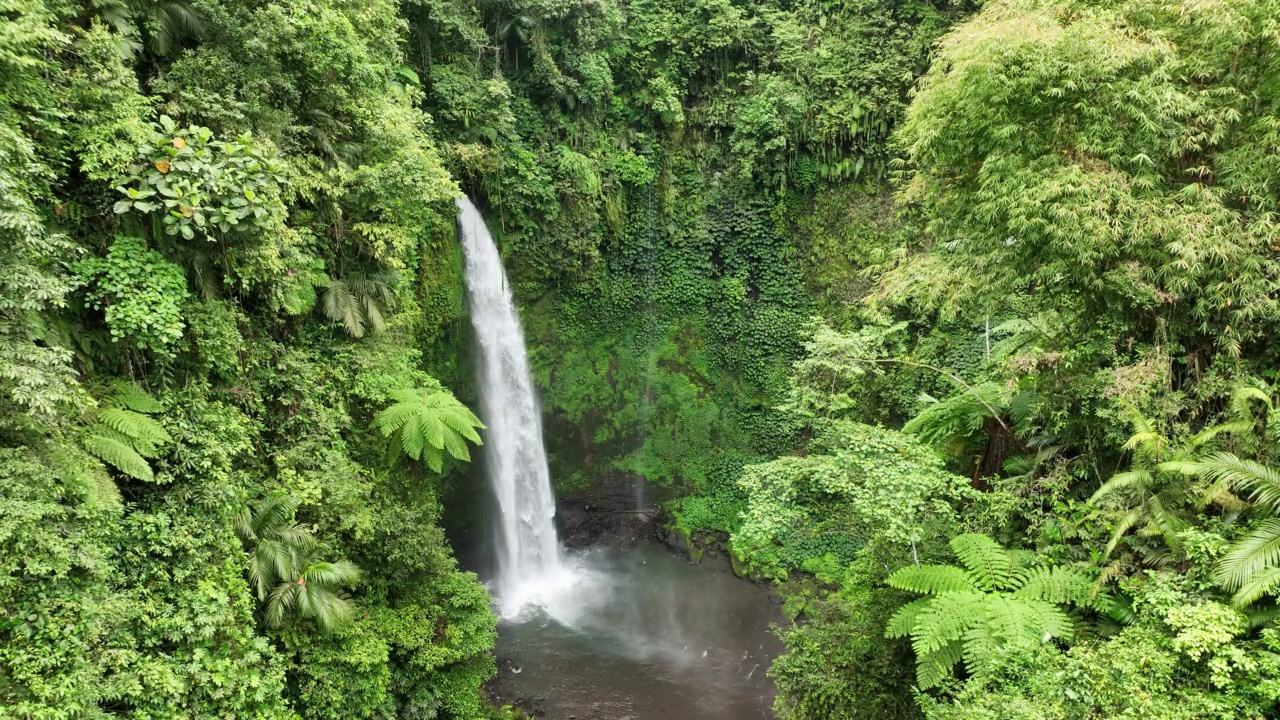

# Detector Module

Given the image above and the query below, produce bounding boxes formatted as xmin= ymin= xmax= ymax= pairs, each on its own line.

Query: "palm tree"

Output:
xmin=1195 ymin=453 xmax=1280 ymax=608
xmin=234 ymin=493 xmax=361 ymax=631
xmin=262 ymin=543 xmax=363 ymax=631
xmin=1090 ymin=413 xmax=1233 ymax=558
xmin=321 ymin=269 xmax=398 ymax=338
xmin=92 ymin=0 xmax=205 ymax=57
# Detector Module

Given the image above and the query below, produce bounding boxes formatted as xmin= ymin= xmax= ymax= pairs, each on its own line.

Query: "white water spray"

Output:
xmin=457 ymin=197 xmax=579 ymax=619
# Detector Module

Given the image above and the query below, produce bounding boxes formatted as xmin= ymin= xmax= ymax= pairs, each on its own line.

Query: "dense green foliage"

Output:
xmin=7 ymin=0 xmax=1280 ymax=715
xmin=1 ymin=2 xmax=495 ymax=717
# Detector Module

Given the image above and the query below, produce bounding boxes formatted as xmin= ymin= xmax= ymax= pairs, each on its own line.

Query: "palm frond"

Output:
xmin=1216 ymin=518 xmax=1280 ymax=594
xmin=1091 ymin=471 xmax=1153 ymax=504
xmin=1231 ymin=567 xmax=1280 ymax=609
xmin=1197 ymin=453 xmax=1280 ymax=512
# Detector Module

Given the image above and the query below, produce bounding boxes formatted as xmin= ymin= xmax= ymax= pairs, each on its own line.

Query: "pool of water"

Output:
xmin=489 ymin=543 xmax=785 ymax=720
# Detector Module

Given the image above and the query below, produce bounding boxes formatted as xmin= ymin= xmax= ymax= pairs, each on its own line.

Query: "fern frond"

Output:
xmin=903 ymin=382 xmax=1002 ymax=446
xmin=911 ymin=591 xmax=986 ymax=655
xmin=400 ymin=413 xmax=426 ymax=460
xmin=1013 ymin=566 xmax=1096 ymax=606
xmin=1018 ymin=598 xmax=1075 ymax=641
xmin=97 ymin=408 xmax=171 ymax=453
xmin=85 ymin=433 xmax=154 ymax=481
xmin=888 ymin=565 xmax=977 ymax=595
xmin=950 ymin=534 xmax=1014 ymax=590
xmin=1006 ymin=548 xmax=1036 ymax=569
xmin=370 ymin=403 xmax=418 ymax=436
xmin=434 ymin=401 xmax=484 ymax=444
xmin=960 ymin=620 xmax=999 ymax=676
xmin=423 ymin=445 xmax=444 ymax=473
xmin=886 ymin=597 xmax=935 ymax=638
xmin=111 ymin=381 xmax=163 ymax=413
xmin=982 ymin=596 xmax=1073 ymax=651
xmin=441 ymin=430 xmax=471 ymax=463
xmin=916 ymin=640 xmax=964 ymax=690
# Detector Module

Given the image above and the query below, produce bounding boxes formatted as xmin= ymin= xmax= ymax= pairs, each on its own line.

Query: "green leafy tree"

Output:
xmin=886 ymin=533 xmax=1106 ymax=689
xmin=83 ymin=382 xmax=170 ymax=482
xmin=114 ymin=116 xmax=285 ymax=241
xmin=371 ymin=386 xmax=484 ymax=472
xmin=234 ymin=493 xmax=361 ymax=631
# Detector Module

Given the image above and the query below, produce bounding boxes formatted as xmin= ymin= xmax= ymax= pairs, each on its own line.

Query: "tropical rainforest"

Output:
xmin=3 ymin=0 xmax=1280 ymax=717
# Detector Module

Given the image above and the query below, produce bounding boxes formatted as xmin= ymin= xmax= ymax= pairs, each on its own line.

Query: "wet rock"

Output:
xmin=664 ymin=526 xmax=690 ymax=555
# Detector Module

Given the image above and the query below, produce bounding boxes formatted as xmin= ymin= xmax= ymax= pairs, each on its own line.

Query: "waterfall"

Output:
xmin=457 ymin=197 xmax=564 ymax=618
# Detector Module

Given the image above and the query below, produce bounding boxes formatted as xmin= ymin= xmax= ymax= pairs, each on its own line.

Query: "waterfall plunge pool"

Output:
xmin=487 ymin=543 xmax=785 ymax=720
xmin=455 ymin=197 xmax=783 ymax=718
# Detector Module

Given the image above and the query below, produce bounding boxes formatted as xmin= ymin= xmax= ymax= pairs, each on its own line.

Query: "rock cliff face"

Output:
xmin=556 ymin=470 xmax=665 ymax=548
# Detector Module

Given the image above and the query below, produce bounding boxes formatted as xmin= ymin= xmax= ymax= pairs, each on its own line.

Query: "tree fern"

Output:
xmin=83 ymin=383 xmax=169 ymax=482
xmin=372 ymin=387 xmax=484 ymax=472
xmin=84 ymin=434 xmax=154 ymax=482
xmin=951 ymin=533 xmax=1015 ymax=591
xmin=887 ymin=565 xmax=977 ymax=595
xmin=885 ymin=533 xmax=1103 ymax=689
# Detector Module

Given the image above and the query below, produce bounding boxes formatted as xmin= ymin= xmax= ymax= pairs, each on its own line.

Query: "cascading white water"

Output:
xmin=456 ymin=197 xmax=566 ymax=618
